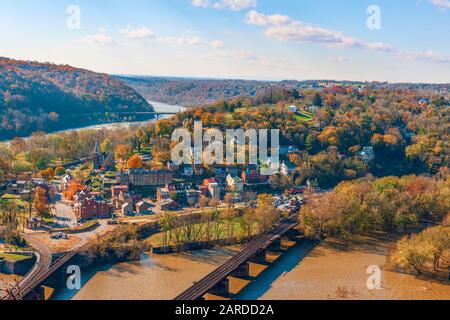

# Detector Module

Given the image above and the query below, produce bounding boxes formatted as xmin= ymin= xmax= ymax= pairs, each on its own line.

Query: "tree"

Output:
xmin=55 ymin=166 xmax=66 ymax=176
xmin=63 ymin=181 xmax=86 ymax=201
xmin=255 ymin=194 xmax=279 ymax=233
xmin=34 ymin=187 xmax=51 ymax=218
xmin=114 ymin=144 xmax=132 ymax=162
xmin=242 ymin=191 xmax=256 ymax=208
xmin=0 ymin=202 xmax=20 ymax=234
xmin=11 ymin=160 xmax=32 ymax=179
xmin=127 ymin=155 xmax=143 ymax=169
xmin=224 ymin=193 xmax=235 ymax=210
xmin=100 ymin=139 xmax=113 ymax=153
xmin=38 ymin=167 xmax=55 ymax=181
xmin=313 ymin=93 xmax=323 ymax=107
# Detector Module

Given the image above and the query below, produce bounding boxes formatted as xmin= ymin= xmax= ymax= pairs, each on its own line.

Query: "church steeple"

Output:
xmin=94 ymin=141 xmax=100 ymax=154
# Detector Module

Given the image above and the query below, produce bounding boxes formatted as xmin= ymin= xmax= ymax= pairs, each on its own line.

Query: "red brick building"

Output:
xmin=73 ymin=191 xmax=112 ymax=221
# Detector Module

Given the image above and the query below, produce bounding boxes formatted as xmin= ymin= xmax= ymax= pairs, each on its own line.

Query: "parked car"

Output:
xmin=51 ymin=232 xmax=68 ymax=240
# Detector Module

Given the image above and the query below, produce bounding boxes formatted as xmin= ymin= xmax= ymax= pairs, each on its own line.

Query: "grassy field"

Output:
xmin=0 ymin=252 xmax=33 ymax=262
xmin=146 ymin=216 xmax=259 ymax=247
xmin=295 ymin=111 xmax=315 ymax=123
xmin=0 ymin=194 xmax=28 ymax=210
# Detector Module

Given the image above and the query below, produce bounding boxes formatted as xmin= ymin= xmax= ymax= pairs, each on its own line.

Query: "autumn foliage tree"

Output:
xmin=34 ymin=187 xmax=51 ymax=218
xmin=38 ymin=167 xmax=55 ymax=181
xmin=63 ymin=181 xmax=86 ymax=201
xmin=127 ymin=155 xmax=143 ymax=169
xmin=114 ymin=144 xmax=132 ymax=162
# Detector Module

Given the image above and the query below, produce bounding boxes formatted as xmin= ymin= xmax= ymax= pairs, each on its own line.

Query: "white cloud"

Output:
xmin=245 ymin=10 xmax=290 ymax=26
xmin=210 ymin=50 xmax=257 ymax=61
xmin=429 ymin=0 xmax=450 ymax=9
xmin=327 ymin=56 xmax=349 ymax=63
xmin=158 ymin=35 xmax=205 ymax=46
xmin=245 ymin=10 xmax=393 ymax=52
xmin=191 ymin=0 xmax=256 ymax=11
xmin=191 ymin=0 xmax=209 ymax=7
xmin=397 ymin=50 xmax=450 ymax=63
xmin=98 ymin=27 xmax=107 ymax=33
xmin=82 ymin=33 xmax=114 ymax=45
xmin=245 ymin=10 xmax=450 ymax=64
xmin=213 ymin=0 xmax=257 ymax=11
xmin=211 ymin=40 xmax=225 ymax=48
xmin=120 ymin=25 xmax=154 ymax=39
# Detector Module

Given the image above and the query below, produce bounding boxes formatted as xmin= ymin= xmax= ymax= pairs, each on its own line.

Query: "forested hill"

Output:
xmin=0 ymin=58 xmax=153 ymax=140
xmin=118 ymin=75 xmax=449 ymax=107
xmin=117 ymin=76 xmax=280 ymax=106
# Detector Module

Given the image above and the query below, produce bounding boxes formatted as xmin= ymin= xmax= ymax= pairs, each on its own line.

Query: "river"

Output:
xmin=51 ymin=248 xmax=238 ymax=300
xmin=51 ymin=234 xmax=450 ymax=300
xmin=1 ymin=101 xmax=186 ymax=143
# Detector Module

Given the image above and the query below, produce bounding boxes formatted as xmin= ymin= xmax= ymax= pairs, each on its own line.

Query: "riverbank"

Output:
xmin=260 ymin=233 xmax=450 ymax=300
xmin=1 ymin=101 xmax=185 ymax=143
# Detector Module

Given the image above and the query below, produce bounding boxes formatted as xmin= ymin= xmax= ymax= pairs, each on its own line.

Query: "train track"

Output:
xmin=2 ymin=245 xmax=80 ymax=300
xmin=175 ymin=214 xmax=299 ymax=301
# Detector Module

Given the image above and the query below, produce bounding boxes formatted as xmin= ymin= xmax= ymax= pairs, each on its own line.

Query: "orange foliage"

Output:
xmin=34 ymin=186 xmax=49 ymax=217
xmin=127 ymin=155 xmax=143 ymax=169
xmin=38 ymin=167 xmax=55 ymax=181
xmin=63 ymin=181 xmax=86 ymax=201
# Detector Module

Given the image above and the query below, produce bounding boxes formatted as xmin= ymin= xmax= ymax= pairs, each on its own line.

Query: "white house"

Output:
xmin=359 ymin=146 xmax=375 ymax=162
xmin=226 ymin=174 xmax=244 ymax=192
xmin=288 ymin=105 xmax=298 ymax=113
xmin=280 ymin=161 xmax=297 ymax=176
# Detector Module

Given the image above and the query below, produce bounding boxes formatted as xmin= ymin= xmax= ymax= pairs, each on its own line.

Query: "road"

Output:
xmin=175 ymin=214 xmax=299 ymax=300
xmin=1 ymin=233 xmax=52 ymax=300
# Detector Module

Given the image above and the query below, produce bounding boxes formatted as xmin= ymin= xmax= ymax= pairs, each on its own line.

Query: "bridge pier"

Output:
xmin=203 ymin=279 xmax=230 ymax=300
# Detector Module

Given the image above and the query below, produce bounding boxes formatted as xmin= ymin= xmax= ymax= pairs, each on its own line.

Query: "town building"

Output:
xmin=204 ymin=178 xmax=221 ymax=200
xmin=359 ymin=146 xmax=375 ymax=162
xmin=93 ymin=141 xmax=115 ymax=171
xmin=73 ymin=190 xmax=112 ymax=221
xmin=182 ymin=165 xmax=194 ymax=177
xmin=116 ymin=169 xmax=173 ymax=187
xmin=60 ymin=173 xmax=73 ymax=192
xmin=226 ymin=174 xmax=244 ymax=192
xmin=121 ymin=203 xmax=133 ymax=216
xmin=157 ymin=182 xmax=197 ymax=204
xmin=242 ymin=169 xmax=269 ymax=185
xmin=152 ymin=199 xmax=180 ymax=214
xmin=111 ymin=185 xmax=129 ymax=199
xmin=136 ymin=200 xmax=154 ymax=215
xmin=24 ymin=217 xmax=43 ymax=230
xmin=167 ymin=161 xmax=180 ymax=172
xmin=288 ymin=105 xmax=298 ymax=113
xmin=280 ymin=161 xmax=297 ymax=176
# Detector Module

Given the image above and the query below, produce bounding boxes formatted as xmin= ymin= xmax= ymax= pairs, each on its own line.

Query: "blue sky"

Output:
xmin=0 ymin=0 xmax=449 ymax=82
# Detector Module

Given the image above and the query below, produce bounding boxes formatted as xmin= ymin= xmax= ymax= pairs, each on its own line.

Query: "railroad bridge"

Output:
xmin=175 ymin=214 xmax=302 ymax=300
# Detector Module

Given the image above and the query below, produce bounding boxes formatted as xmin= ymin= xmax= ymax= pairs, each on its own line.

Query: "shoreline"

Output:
xmin=0 ymin=101 xmax=185 ymax=143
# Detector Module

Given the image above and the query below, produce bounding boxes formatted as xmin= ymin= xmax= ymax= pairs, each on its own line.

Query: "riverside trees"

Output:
xmin=300 ymin=175 xmax=450 ymax=239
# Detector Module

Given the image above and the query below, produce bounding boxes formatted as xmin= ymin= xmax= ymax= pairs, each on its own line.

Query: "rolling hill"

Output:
xmin=0 ymin=58 xmax=154 ymax=140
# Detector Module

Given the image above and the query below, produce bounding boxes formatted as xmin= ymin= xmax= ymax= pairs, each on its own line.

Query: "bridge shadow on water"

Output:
xmin=236 ymin=240 xmax=318 ymax=300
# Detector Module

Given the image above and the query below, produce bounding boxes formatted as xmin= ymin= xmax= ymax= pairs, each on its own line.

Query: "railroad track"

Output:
xmin=2 ymin=248 xmax=80 ymax=300
xmin=175 ymin=214 xmax=299 ymax=301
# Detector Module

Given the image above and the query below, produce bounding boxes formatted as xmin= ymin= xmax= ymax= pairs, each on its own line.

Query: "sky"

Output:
xmin=0 ymin=0 xmax=449 ymax=83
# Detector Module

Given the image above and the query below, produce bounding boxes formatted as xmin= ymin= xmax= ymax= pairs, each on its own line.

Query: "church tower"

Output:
xmin=93 ymin=141 xmax=104 ymax=170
